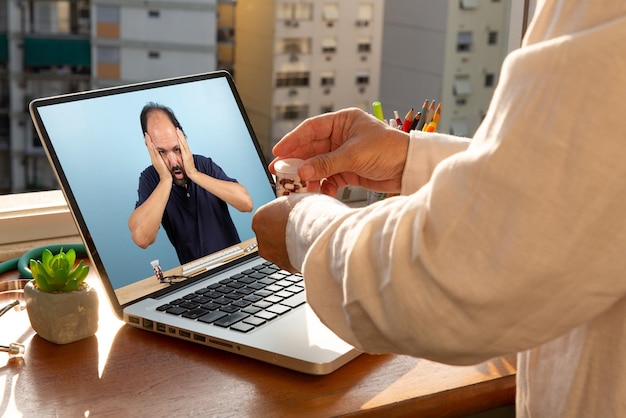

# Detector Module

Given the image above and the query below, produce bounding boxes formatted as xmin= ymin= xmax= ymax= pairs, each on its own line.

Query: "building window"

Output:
xmin=356 ymin=3 xmax=373 ymax=26
xmin=484 ymin=73 xmax=495 ymax=87
xmin=453 ymin=77 xmax=472 ymax=96
xmin=276 ymin=71 xmax=310 ymax=87
xmin=488 ymin=31 xmax=498 ymax=45
xmin=322 ymin=3 xmax=339 ymax=24
xmin=450 ymin=120 xmax=469 ymax=137
xmin=356 ymin=71 xmax=369 ymax=86
xmin=97 ymin=5 xmax=120 ymax=23
xmin=459 ymin=0 xmax=479 ymax=10
xmin=277 ymin=104 xmax=309 ymax=121
xmin=278 ymin=38 xmax=311 ymax=55
xmin=320 ymin=71 xmax=335 ymax=87
xmin=294 ymin=3 xmax=313 ymax=20
xmin=277 ymin=2 xmax=313 ymax=23
xmin=97 ymin=46 xmax=120 ymax=63
xmin=457 ymin=31 xmax=473 ymax=52
xmin=320 ymin=104 xmax=334 ymax=113
xmin=357 ymin=36 xmax=372 ymax=53
xmin=321 ymin=37 xmax=337 ymax=54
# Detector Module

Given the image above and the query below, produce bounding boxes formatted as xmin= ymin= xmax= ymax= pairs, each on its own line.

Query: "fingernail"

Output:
xmin=299 ymin=163 xmax=314 ymax=180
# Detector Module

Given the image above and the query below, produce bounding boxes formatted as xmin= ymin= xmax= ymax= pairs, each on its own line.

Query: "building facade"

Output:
xmin=234 ymin=0 xmax=383 ymax=160
xmin=380 ymin=0 xmax=513 ymax=137
xmin=0 ymin=0 xmax=233 ymax=194
xmin=0 ymin=0 xmax=519 ymax=194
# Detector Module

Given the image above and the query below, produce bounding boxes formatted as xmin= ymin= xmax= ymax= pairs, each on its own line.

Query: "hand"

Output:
xmin=145 ymin=133 xmax=172 ymax=183
xmin=270 ymin=108 xmax=410 ymax=197
xmin=176 ymin=128 xmax=199 ymax=180
xmin=252 ymin=195 xmax=310 ymax=273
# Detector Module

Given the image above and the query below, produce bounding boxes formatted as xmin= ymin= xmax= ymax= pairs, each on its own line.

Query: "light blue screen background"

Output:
xmin=37 ymin=76 xmax=276 ymax=290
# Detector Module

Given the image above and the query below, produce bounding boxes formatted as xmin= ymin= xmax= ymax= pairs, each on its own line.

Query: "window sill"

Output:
xmin=0 ymin=190 xmax=80 ymax=262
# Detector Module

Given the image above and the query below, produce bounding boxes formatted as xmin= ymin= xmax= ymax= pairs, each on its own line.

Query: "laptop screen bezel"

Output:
xmin=28 ymin=71 xmax=275 ymax=318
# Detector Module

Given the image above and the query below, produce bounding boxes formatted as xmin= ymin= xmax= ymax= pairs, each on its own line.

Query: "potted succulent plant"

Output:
xmin=23 ymin=247 xmax=99 ymax=344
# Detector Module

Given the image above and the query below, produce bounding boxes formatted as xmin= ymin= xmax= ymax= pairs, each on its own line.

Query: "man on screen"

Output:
xmin=129 ymin=102 xmax=253 ymax=265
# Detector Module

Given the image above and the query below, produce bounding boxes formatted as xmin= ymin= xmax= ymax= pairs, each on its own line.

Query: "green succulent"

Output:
xmin=29 ymin=248 xmax=90 ymax=293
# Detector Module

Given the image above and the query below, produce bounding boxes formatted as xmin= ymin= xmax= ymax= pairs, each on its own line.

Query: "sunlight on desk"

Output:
xmin=360 ymin=355 xmax=516 ymax=412
xmin=1 ymin=265 xmax=515 ymax=417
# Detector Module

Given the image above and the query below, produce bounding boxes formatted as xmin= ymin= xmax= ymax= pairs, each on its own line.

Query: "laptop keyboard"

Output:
xmin=156 ymin=261 xmax=305 ymax=333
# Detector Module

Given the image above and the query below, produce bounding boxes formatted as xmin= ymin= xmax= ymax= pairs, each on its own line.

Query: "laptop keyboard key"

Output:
xmin=230 ymin=322 xmax=255 ymax=333
xmin=198 ymin=310 xmax=228 ymax=324
xmin=214 ymin=312 xmax=249 ymax=327
xmin=166 ymin=306 xmax=188 ymax=315
xmin=182 ymin=308 xmax=209 ymax=319
xmin=280 ymin=292 xmax=306 ymax=308
xmin=267 ymin=304 xmax=291 ymax=315
xmin=256 ymin=310 xmax=278 ymax=321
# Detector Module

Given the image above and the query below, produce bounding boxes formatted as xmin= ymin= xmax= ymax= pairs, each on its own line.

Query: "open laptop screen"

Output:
xmin=30 ymin=72 xmax=276 ymax=296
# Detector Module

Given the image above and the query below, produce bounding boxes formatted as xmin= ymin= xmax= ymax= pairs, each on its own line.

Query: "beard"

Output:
xmin=170 ymin=165 xmax=188 ymax=187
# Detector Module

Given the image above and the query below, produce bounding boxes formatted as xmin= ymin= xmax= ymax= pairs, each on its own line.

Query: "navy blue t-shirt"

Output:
xmin=135 ymin=155 xmax=241 ymax=264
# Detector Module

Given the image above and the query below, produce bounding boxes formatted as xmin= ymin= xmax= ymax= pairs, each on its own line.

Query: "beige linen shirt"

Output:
xmin=286 ymin=1 xmax=626 ymax=416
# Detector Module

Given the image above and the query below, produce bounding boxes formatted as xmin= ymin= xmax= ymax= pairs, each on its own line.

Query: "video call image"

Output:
xmin=34 ymin=75 xmax=276 ymax=291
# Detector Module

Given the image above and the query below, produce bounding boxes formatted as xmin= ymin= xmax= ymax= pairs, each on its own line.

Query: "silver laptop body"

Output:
xmin=29 ymin=71 xmax=359 ymax=375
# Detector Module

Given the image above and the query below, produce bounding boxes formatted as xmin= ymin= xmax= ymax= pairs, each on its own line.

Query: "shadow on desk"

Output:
xmin=6 ymin=322 xmax=515 ymax=418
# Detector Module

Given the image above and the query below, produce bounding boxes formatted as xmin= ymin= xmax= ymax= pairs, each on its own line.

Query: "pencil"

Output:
xmin=401 ymin=108 xmax=414 ymax=132
xmin=425 ymin=100 xmax=436 ymax=125
xmin=409 ymin=112 xmax=421 ymax=131
xmin=415 ymin=99 xmax=429 ymax=131
xmin=432 ymin=102 xmax=442 ymax=125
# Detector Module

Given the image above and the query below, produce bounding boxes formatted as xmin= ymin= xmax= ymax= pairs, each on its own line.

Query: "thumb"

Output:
xmin=298 ymin=150 xmax=347 ymax=182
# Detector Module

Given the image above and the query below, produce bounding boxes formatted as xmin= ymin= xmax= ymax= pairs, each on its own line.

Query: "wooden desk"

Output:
xmin=0 ymin=267 xmax=516 ymax=418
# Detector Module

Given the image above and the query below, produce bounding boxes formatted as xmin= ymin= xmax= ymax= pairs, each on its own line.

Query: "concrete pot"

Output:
xmin=24 ymin=280 xmax=99 ymax=344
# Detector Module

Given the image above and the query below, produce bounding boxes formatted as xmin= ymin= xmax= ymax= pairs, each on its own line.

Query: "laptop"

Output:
xmin=29 ymin=70 xmax=360 ymax=375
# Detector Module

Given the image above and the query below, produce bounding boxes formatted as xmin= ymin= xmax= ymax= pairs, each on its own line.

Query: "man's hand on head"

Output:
xmin=145 ymin=133 xmax=172 ymax=183
xmin=177 ymin=128 xmax=199 ymax=180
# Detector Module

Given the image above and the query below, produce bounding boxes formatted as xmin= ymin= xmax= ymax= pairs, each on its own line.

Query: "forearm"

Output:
xmin=190 ymin=172 xmax=253 ymax=212
xmin=129 ymin=180 xmax=171 ymax=248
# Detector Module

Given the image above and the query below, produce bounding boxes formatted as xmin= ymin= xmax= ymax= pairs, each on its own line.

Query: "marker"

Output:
xmin=424 ymin=122 xmax=437 ymax=132
xmin=393 ymin=110 xmax=402 ymax=126
xmin=372 ymin=101 xmax=385 ymax=122
xmin=401 ymin=108 xmax=414 ymax=132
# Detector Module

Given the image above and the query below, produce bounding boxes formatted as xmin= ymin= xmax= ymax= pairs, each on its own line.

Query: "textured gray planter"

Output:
xmin=24 ymin=280 xmax=99 ymax=344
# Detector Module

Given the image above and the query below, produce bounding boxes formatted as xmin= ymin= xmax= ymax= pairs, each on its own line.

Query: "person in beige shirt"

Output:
xmin=252 ymin=1 xmax=626 ymax=416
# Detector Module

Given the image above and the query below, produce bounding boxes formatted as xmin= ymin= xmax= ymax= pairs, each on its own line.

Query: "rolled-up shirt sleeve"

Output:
xmin=286 ymin=13 xmax=626 ymax=366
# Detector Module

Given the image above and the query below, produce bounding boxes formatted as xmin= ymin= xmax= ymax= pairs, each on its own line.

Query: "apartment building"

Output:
xmin=0 ymin=0 xmax=232 ymax=194
xmin=380 ymin=0 xmax=513 ymax=137
xmin=0 ymin=0 xmax=518 ymax=193
xmin=234 ymin=0 xmax=383 ymax=160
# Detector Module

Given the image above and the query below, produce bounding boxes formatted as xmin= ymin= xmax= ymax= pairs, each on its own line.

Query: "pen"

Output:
xmin=401 ymin=108 xmax=414 ymax=132
xmin=372 ymin=101 xmax=385 ymax=122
